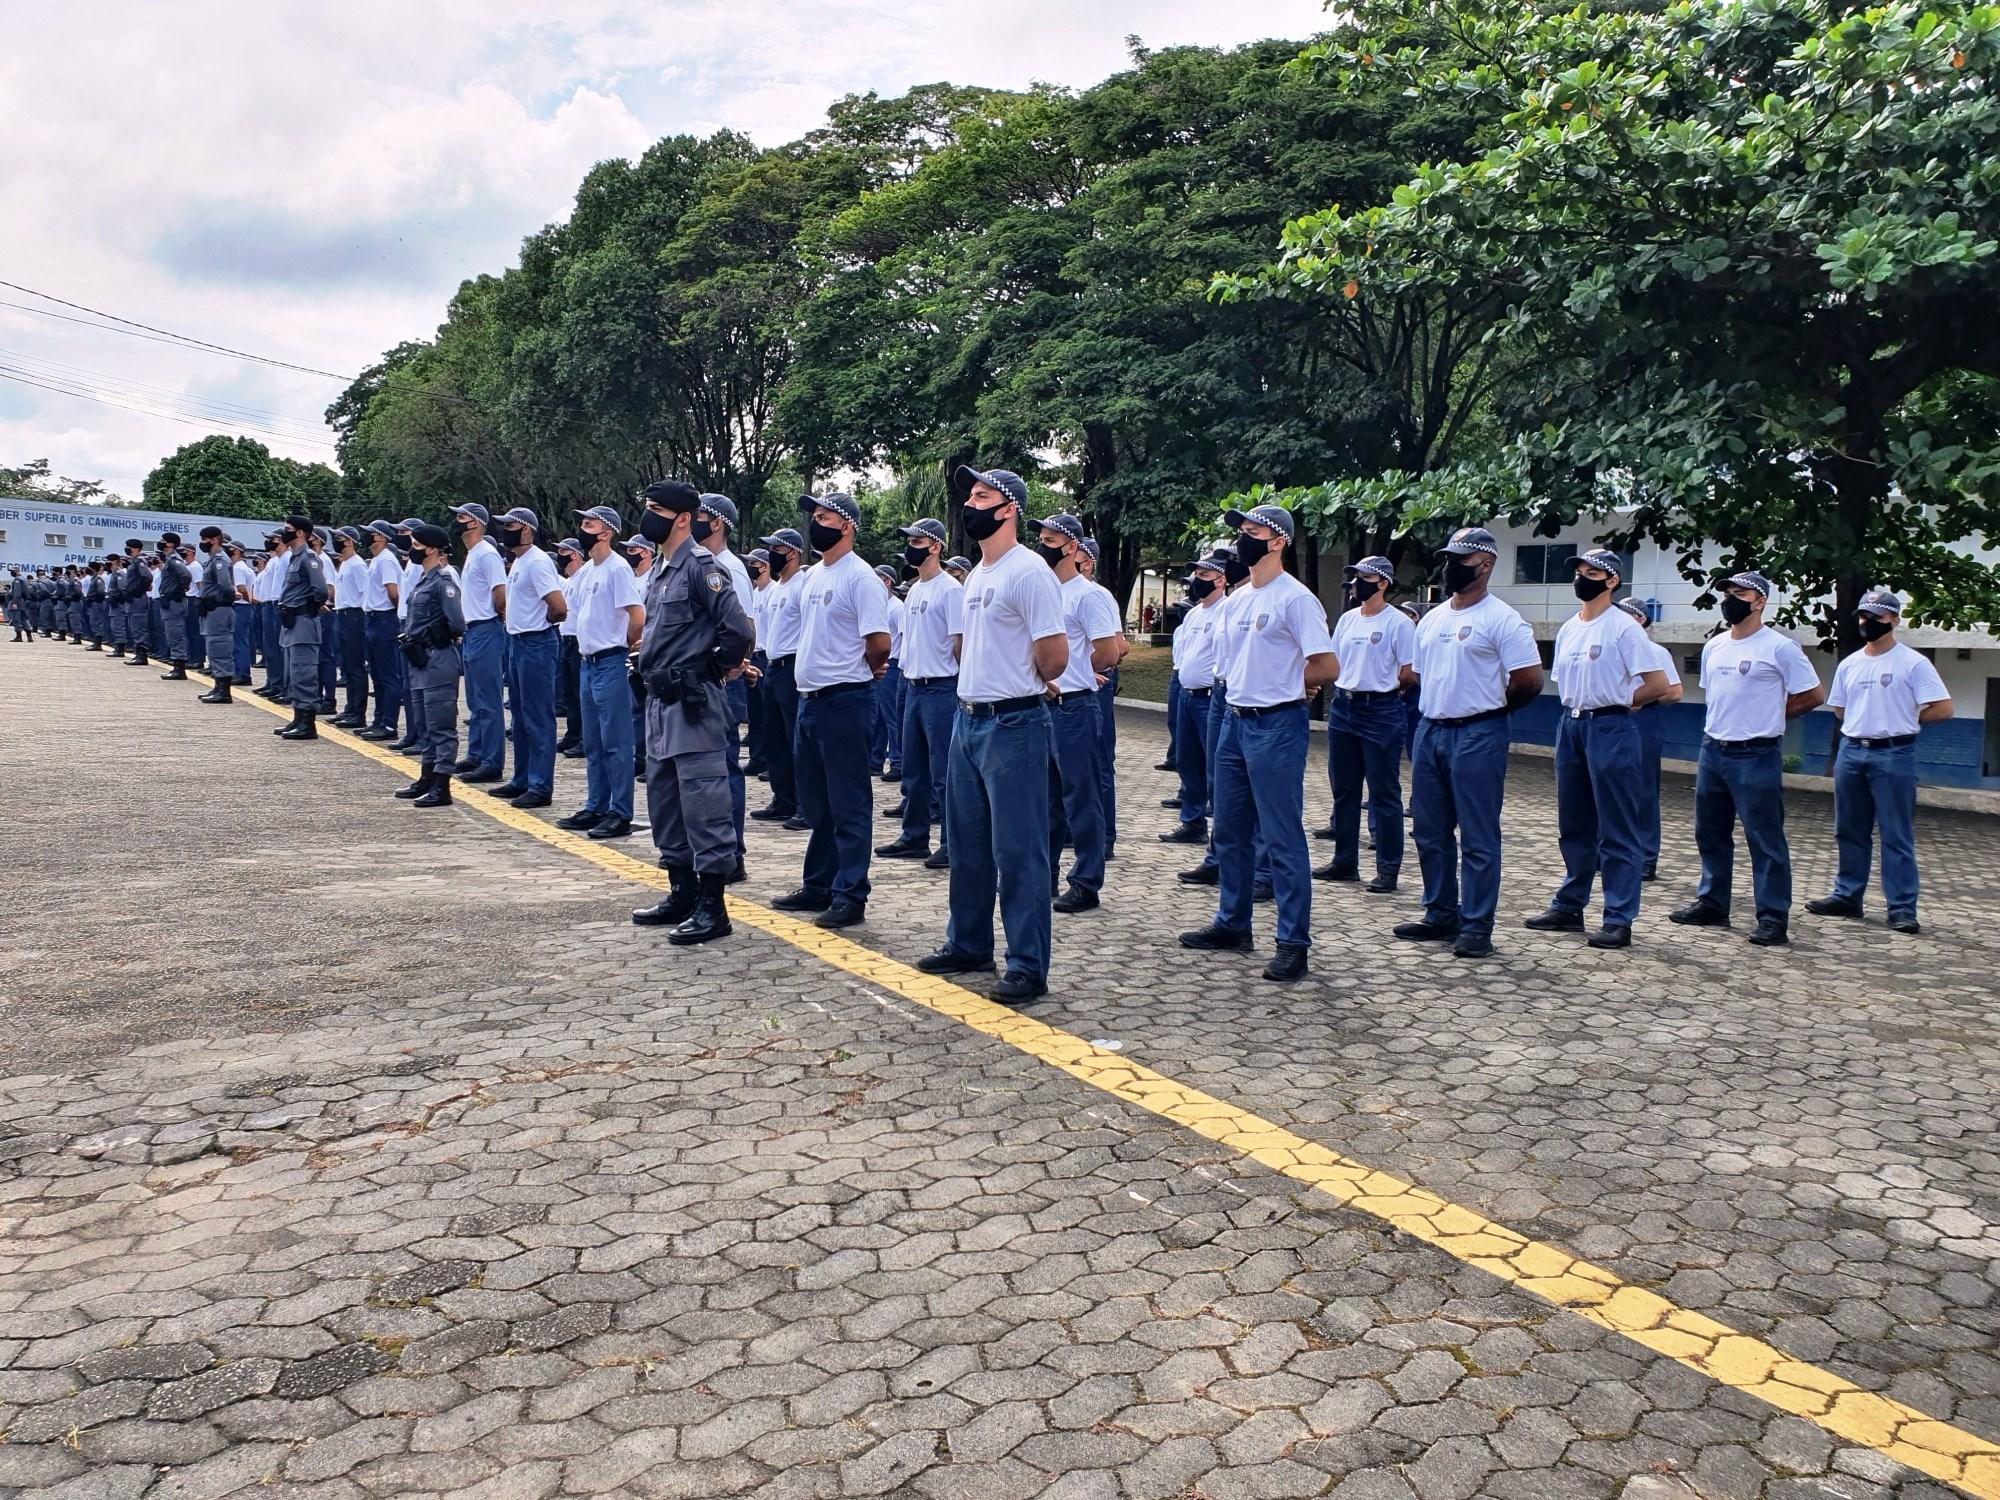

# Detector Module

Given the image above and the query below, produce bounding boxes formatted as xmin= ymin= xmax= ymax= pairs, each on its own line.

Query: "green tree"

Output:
xmin=0 ymin=458 xmax=124 ymax=506
xmin=1253 ymin=0 xmax=2000 ymax=651
xmin=142 ymin=435 xmax=292 ymax=520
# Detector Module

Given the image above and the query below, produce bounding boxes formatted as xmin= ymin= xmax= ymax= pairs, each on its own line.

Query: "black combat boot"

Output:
xmin=279 ymin=710 xmax=319 ymax=741
xmin=128 ymin=646 xmax=150 ymax=666
xmin=633 ymin=866 xmax=698 ymax=927
xmin=109 ymin=644 xmax=125 ymax=657
xmin=160 ymin=662 xmax=188 ymax=680
xmin=395 ymin=770 xmax=434 ymax=799
xmin=413 ymin=773 xmax=452 ymax=807
xmin=198 ymin=677 xmax=233 ymax=704
xmin=274 ymin=709 xmax=301 ymax=736
xmin=669 ymin=873 xmax=732 ymax=946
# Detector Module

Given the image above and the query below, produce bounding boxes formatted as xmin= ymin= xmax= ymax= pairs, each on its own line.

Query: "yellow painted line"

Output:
xmin=192 ymin=669 xmax=2000 ymax=1497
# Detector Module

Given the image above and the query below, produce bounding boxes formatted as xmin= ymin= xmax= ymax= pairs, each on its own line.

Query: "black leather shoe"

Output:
xmin=279 ymin=712 xmax=319 ymax=741
xmin=1177 ymin=864 xmax=1219 ymax=886
xmin=461 ymin=766 xmax=505 ymax=785
xmin=556 ymin=808 xmax=605 ymax=830
xmin=725 ymin=859 xmax=747 ymax=885
xmin=395 ymin=774 xmax=432 ymax=800
xmin=1393 ymin=920 xmax=1459 ymax=942
xmin=750 ymin=804 xmax=796 ymax=822
xmin=634 ymin=869 xmax=698 ymax=927
xmin=1747 ymin=920 xmax=1789 ymax=947
xmin=1053 ymin=886 xmax=1099 ymax=914
xmin=670 ymin=875 xmax=733 ymax=945
xmin=1158 ymin=797 xmax=1179 ymax=808
xmin=1158 ymin=821 xmax=1207 ymax=845
xmin=553 ymin=740 xmax=581 ymax=757
xmin=879 ymin=768 xmax=901 ymax=783
xmin=451 ymin=757 xmax=480 ymax=775
xmin=1365 ymin=874 xmax=1398 ymax=894
xmin=772 ymin=888 xmax=831 ymax=913
xmin=1888 ymin=916 xmax=1921 ymax=935
xmin=1587 ymin=925 xmax=1632 ymax=949
xmin=509 ymin=791 xmax=552 ymax=809
xmin=356 ymin=725 xmax=395 ymax=740
xmin=1668 ymin=901 xmax=1729 ymax=927
xmin=815 ymin=901 xmax=865 ymax=929
xmin=490 ymin=781 xmax=528 ymax=799
xmin=1251 ymin=881 xmax=1274 ymax=904
xmin=923 ymin=849 xmax=950 ymax=870
xmin=875 ymin=838 xmax=929 ymax=859
xmin=159 ymin=664 xmax=188 ymax=680
xmin=1312 ymin=863 xmax=1358 ymax=883
xmin=1452 ymin=933 xmax=1494 ymax=958
xmin=1154 ymin=760 xmax=1175 ymax=772
xmin=1523 ymin=907 xmax=1584 ymax=931
xmin=1178 ymin=924 xmax=1253 ymax=952
xmin=1263 ymin=944 xmax=1308 ymax=982
xmin=586 ymin=816 xmax=633 ymax=840
xmin=413 ymin=774 xmax=452 ymax=807
xmin=1313 ymin=826 xmax=1336 ymax=841
xmin=918 ymin=947 xmax=993 ymax=975
xmin=1641 ymin=860 xmax=1658 ymax=881
xmin=782 ymin=814 xmax=812 ymax=832
xmin=1806 ymin=896 xmax=1863 ymax=919
xmin=992 ymin=970 xmax=1047 ymax=1003
xmin=881 ymin=805 xmax=904 ymax=820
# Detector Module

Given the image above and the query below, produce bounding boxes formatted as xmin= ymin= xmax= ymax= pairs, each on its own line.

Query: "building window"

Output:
xmin=1515 ymin=543 xmax=1635 ymax=584
xmin=43 ymin=532 xmax=66 ymax=547
xmin=83 ymin=535 xmax=104 ymax=549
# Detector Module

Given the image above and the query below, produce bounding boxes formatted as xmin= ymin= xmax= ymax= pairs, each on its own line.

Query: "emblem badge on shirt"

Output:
xmin=708 ymin=574 xmax=723 ymax=593
xmin=1255 ymin=613 xmax=1269 ymax=630
xmin=445 ymin=586 xmax=457 ymax=599
xmin=1879 ymin=671 xmax=1893 ymax=686
xmin=1738 ymin=660 xmax=1751 ymax=673
xmin=1369 ymin=630 xmax=1382 ymax=644
xmin=1457 ymin=626 xmax=1471 ymax=641
xmin=1588 ymin=644 xmax=1601 ymax=660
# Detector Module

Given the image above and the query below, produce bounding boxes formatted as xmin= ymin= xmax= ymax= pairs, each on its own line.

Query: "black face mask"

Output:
xmin=691 ymin=517 xmax=715 ymax=545
xmin=1858 ymin=616 xmax=1894 ymax=642
xmin=961 ymin=502 xmax=1009 ymax=542
xmin=451 ymin=518 xmax=470 ymax=535
xmin=807 ymin=520 xmax=844 ymax=553
xmin=408 ymin=545 xmax=429 ymax=564
xmin=638 ymin=509 xmax=674 ymax=545
xmin=1035 ymin=541 xmax=1067 ymax=568
xmin=1235 ymin=534 xmax=1271 ymax=568
xmin=1187 ymin=578 xmax=1216 ymax=602
xmin=770 ymin=551 xmax=794 ymax=577
xmin=1443 ymin=558 xmax=1480 ymax=596
xmin=280 ymin=529 xmax=299 ymax=546
xmin=1222 ymin=560 xmax=1248 ymax=588
xmin=1573 ymin=576 xmax=1610 ymax=603
xmin=497 ymin=525 xmax=522 ymax=547
xmin=1719 ymin=595 xmax=1754 ymax=625
xmin=903 ymin=544 xmax=930 ymax=570
xmin=748 ymin=566 xmax=764 ymax=583
xmin=1351 ymin=579 xmax=1379 ymax=603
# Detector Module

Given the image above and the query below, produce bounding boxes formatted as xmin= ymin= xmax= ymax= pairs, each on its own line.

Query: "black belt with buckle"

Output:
xmin=1335 ymin=687 xmax=1397 ymax=701
xmin=1566 ymin=705 xmax=1631 ymax=719
xmin=799 ymin=680 xmax=870 ymax=700
xmin=585 ymin=646 xmax=626 ymax=663
xmin=1850 ymin=734 xmax=1916 ymax=749
xmin=1706 ymin=734 xmax=1782 ymax=750
xmin=905 ymin=674 xmax=958 ymax=687
xmin=1231 ymin=699 xmax=1306 ymax=718
xmin=1055 ymin=689 xmax=1095 ymax=703
xmin=1428 ymin=707 xmax=1509 ymax=728
xmin=768 ymin=654 xmax=795 ymax=669
xmin=961 ymin=694 xmax=1044 ymax=717
xmin=1185 ymin=686 xmax=1212 ymax=698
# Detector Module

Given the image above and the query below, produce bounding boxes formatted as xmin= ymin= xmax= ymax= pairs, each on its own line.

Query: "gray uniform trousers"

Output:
xmin=644 ymin=687 xmax=737 ymax=876
xmin=124 ymin=597 xmax=151 ymax=646
xmin=160 ymin=599 xmax=189 ymax=662
xmin=203 ymin=601 xmax=235 ymax=675
xmin=407 ymin=646 xmax=463 ymax=773
xmin=281 ymin=614 xmax=322 ymax=708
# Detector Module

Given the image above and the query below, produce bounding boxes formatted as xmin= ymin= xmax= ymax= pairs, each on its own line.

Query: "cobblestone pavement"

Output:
xmin=0 ymin=643 xmax=1995 ymax=1500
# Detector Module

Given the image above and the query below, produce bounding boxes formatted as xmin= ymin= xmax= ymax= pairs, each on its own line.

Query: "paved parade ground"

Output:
xmin=1 ymin=645 xmax=1997 ymax=1500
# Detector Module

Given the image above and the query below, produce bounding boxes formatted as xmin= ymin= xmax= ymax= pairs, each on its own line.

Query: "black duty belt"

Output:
xmin=1565 ymin=705 xmax=1630 ymax=719
xmin=1055 ymin=689 xmax=1096 ymax=703
xmin=1334 ymin=687 xmax=1397 ymax=700
xmin=961 ymin=694 xmax=1044 ymax=717
xmin=905 ymin=674 xmax=959 ymax=687
xmin=799 ymin=680 xmax=870 ymax=700
xmin=1184 ymin=686 xmax=1212 ymax=698
xmin=1428 ymin=707 xmax=1510 ymax=728
xmin=1705 ymin=734 xmax=1782 ymax=750
xmin=1849 ymin=734 xmax=1916 ymax=749
xmin=1231 ymin=699 xmax=1306 ymax=718
xmin=768 ymin=653 xmax=796 ymax=669
xmin=584 ymin=646 xmax=626 ymax=662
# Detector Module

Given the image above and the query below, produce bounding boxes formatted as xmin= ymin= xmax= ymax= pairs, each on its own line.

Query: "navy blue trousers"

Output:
xmin=1410 ymin=716 xmax=1510 ymax=940
xmin=1213 ymin=705 xmax=1313 ymax=947
xmin=1048 ymin=694 xmax=1106 ymax=895
xmin=1165 ymin=670 xmax=1182 ymax=767
xmin=1553 ymin=711 xmax=1647 ymax=927
xmin=1694 ymin=737 xmax=1791 ymax=927
xmin=796 ymin=684 xmax=874 ymax=905
xmin=580 ymin=650 xmax=635 ymax=821
xmin=763 ymin=657 xmax=800 ymax=814
xmin=462 ymin=618 xmax=507 ymax=771
xmin=1832 ymin=740 xmax=1919 ymax=921
xmin=1636 ymin=703 xmax=1665 ymax=865
xmin=1327 ymin=692 xmax=1405 ymax=878
xmin=506 ymin=627 xmax=560 ymax=795
xmin=945 ymin=704 xmax=1053 ymax=978
xmin=364 ymin=610 xmax=402 ymax=730
xmin=899 ymin=676 xmax=958 ymax=851
xmin=1175 ymin=686 xmax=1211 ymax=824
xmin=1096 ymin=669 xmax=1118 ymax=847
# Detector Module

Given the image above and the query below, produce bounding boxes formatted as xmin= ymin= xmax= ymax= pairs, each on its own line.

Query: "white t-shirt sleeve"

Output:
xmin=612 ymin=561 xmax=644 ymax=610
xmin=1908 ymin=651 xmax=1948 ymax=704
xmin=1080 ymin=586 xmax=1121 ymax=641
xmin=1023 ymin=566 xmax=1065 ymax=640
xmin=1292 ymin=589 xmax=1334 ymax=656
xmin=1776 ymin=637 xmax=1820 ymax=694
xmin=942 ymin=581 xmax=964 ymax=636
xmin=854 ymin=572 xmax=891 ymax=638
xmin=1497 ymin=610 xmax=1541 ymax=673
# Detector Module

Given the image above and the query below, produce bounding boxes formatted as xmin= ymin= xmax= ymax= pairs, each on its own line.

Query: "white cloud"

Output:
xmin=0 ymin=0 xmax=1329 ymax=502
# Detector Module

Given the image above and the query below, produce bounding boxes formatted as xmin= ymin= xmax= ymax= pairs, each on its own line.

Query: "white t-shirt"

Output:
xmin=460 ymin=538 xmax=505 ymax=623
xmin=1829 ymin=642 xmax=1947 ymax=740
xmin=505 ymin=547 xmax=564 ymax=633
xmin=763 ymin=571 xmax=806 ymax=657
xmin=1413 ymin=593 xmax=1540 ymax=719
xmin=1215 ymin=571 xmax=1333 ymax=709
xmin=794 ymin=551 xmax=891 ymax=692
xmin=1055 ymin=571 xmax=1123 ymax=694
xmin=557 ymin=568 xmax=580 ymax=638
xmin=332 ymin=554 xmax=367 ymax=609
xmin=900 ymin=572 xmax=964 ymax=679
xmin=886 ymin=594 xmax=905 ymax=657
xmin=232 ymin=560 xmax=256 ymax=599
xmin=1636 ymin=636 xmax=1679 ymax=689
xmin=1700 ymin=626 xmax=1820 ymax=741
xmin=397 ymin=559 xmax=421 ymax=618
xmin=1172 ymin=594 xmax=1229 ymax=691
xmin=570 ymin=551 xmax=645 ymax=655
xmin=959 ymin=543 xmax=1065 ymax=703
xmin=712 ymin=546 xmax=753 ymax=616
xmin=1551 ymin=608 xmax=1652 ymax=711
xmin=1332 ymin=604 xmax=1416 ymax=693
xmin=260 ymin=551 xmax=291 ymax=604
xmin=363 ymin=549 xmax=398 ymax=610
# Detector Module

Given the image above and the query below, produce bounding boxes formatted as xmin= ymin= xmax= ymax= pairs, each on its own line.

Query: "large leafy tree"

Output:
xmin=0 ymin=458 xmax=122 ymax=506
xmin=1259 ymin=0 xmax=2000 ymax=651
xmin=141 ymin=434 xmax=293 ymax=521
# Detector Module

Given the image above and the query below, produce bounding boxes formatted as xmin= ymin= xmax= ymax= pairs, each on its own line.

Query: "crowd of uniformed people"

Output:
xmin=4 ymin=473 xmax=1955 ymax=995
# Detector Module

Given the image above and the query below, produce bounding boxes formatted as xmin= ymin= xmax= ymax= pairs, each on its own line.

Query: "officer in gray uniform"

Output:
xmin=629 ymin=479 xmax=754 ymax=945
xmin=63 ymin=568 xmax=86 ymax=642
xmin=105 ymin=557 xmax=127 ymax=653
xmin=85 ymin=563 xmax=108 ymax=649
xmin=118 ymin=541 xmax=153 ymax=665
xmin=395 ymin=522 xmax=467 ymax=807
xmin=276 ymin=515 xmax=329 ymax=741
xmin=196 ymin=527 xmax=239 ymax=704
xmin=155 ymin=533 xmax=194 ymax=679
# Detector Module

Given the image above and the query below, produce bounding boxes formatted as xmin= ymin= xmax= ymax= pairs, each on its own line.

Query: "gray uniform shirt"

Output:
xmin=403 ymin=566 xmax=466 ymax=687
xmin=201 ymin=549 xmax=234 ymax=605
xmin=159 ymin=553 xmax=193 ymax=602
xmin=637 ymin=536 xmax=754 ymax=760
xmin=279 ymin=548 xmax=327 ymax=645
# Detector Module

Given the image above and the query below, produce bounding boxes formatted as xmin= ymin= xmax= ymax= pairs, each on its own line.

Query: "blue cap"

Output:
xmin=799 ymin=491 xmax=861 ymax=527
xmin=955 ymin=465 xmax=1028 ymax=508
xmin=900 ymin=518 xmax=947 ymax=546
xmin=1617 ymin=598 xmax=1651 ymax=626
xmin=365 ymin=519 xmax=399 ymax=540
xmin=1857 ymin=586 xmax=1902 ymax=617
xmin=556 ymin=536 xmax=584 ymax=557
xmin=451 ymin=502 xmax=491 ymax=527
xmin=576 ymin=505 xmax=622 ymax=531
xmin=497 ymin=507 xmax=540 ymax=534
xmin=873 ymin=563 xmax=898 ymax=583
xmin=760 ymin=527 xmax=805 ymax=553
xmin=1724 ymin=570 xmax=1773 ymax=598
xmin=1572 ymin=548 xmax=1623 ymax=579
xmin=1437 ymin=525 xmax=1498 ymax=558
xmin=1345 ymin=555 xmax=1395 ymax=584
xmin=1032 ymin=513 xmax=1086 ymax=545
xmin=945 ymin=556 xmax=972 ymax=572
xmin=1223 ymin=503 xmax=1296 ymax=541
xmin=747 ymin=548 xmax=771 ymax=566
xmin=1189 ymin=551 xmax=1229 ymax=576
xmin=621 ymin=533 xmax=654 ymax=554
xmin=697 ymin=493 xmax=739 ymax=527
xmin=1079 ymin=538 xmax=1101 ymax=565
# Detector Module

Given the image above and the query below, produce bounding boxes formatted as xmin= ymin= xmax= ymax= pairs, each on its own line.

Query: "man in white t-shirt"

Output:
xmin=555 ymin=506 xmax=647 ymax=840
xmin=752 ymin=528 xmax=808 ymax=824
xmin=869 ymin=563 xmax=908 ymax=781
xmin=1075 ymin=540 xmax=1129 ymax=853
xmin=1671 ymin=570 xmax=1825 ymax=945
xmin=1178 ymin=504 xmax=1336 ymax=982
xmin=1320 ymin=555 xmax=1416 ymax=892
xmin=918 ymin=467 xmax=1067 ymax=1002
xmin=1163 ymin=548 xmax=1231 ymax=844
xmin=227 ymin=542 xmax=257 ymax=685
xmin=743 ymin=547 xmax=773 ymax=777
xmin=451 ymin=503 xmax=510 ymax=782
xmin=770 ymin=492 xmax=891 ymax=929
xmin=553 ymin=537 xmax=586 ymax=758
xmin=1807 ymin=588 xmax=1951 ymax=934
xmin=491 ymin=507 xmax=570 ymax=809
xmin=878 ymin=518 xmax=963 ymax=868
xmin=1525 ymin=550 xmax=1676 ymax=948
xmin=1033 ymin=513 xmax=1122 ymax=915
xmin=1397 ymin=525 xmax=1545 ymax=959
xmin=357 ymin=521 xmax=405 ymax=739
xmin=1617 ymin=598 xmax=1683 ymax=881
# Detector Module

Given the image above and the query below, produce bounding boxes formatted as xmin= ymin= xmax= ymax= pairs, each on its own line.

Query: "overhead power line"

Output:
xmin=0 ymin=347 xmax=335 ymax=441
xmin=0 ymin=368 xmax=339 ymax=452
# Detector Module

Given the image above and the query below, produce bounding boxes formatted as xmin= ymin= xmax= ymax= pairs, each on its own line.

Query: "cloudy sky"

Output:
xmin=0 ymin=1 xmax=1330 ymax=505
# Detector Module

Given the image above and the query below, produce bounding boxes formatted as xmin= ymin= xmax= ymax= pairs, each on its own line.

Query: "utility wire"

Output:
xmin=0 ymin=369 xmax=338 ymax=451
xmin=0 ymin=347 xmax=334 ymax=440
